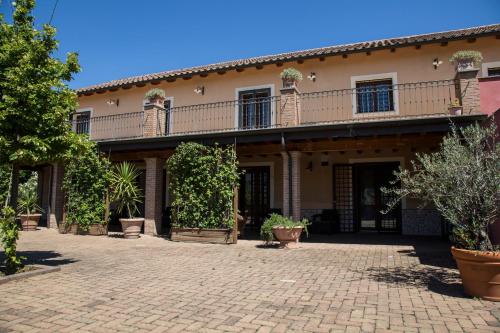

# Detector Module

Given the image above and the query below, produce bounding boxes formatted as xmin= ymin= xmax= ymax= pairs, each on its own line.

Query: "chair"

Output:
xmin=310 ymin=209 xmax=339 ymax=234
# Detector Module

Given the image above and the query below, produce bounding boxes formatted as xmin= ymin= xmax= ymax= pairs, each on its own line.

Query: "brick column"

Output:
xmin=281 ymin=152 xmax=290 ymax=217
xmin=455 ymin=68 xmax=480 ymax=115
xmin=280 ymin=86 xmax=301 ymax=127
xmin=38 ymin=166 xmax=51 ymax=226
xmin=144 ymin=157 xmax=164 ymax=235
xmin=143 ymin=100 xmax=165 ymax=137
xmin=49 ymin=163 xmax=64 ymax=229
xmin=290 ymin=151 xmax=301 ymax=221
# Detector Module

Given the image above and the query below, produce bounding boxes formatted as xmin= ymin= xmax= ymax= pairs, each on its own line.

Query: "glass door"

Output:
xmin=238 ymin=88 xmax=271 ymax=129
xmin=238 ymin=166 xmax=270 ymax=229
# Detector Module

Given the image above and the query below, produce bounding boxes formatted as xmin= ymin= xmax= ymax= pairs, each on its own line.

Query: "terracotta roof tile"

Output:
xmin=77 ymin=23 xmax=500 ymax=95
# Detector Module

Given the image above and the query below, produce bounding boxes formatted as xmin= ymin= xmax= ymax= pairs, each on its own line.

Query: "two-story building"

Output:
xmin=39 ymin=24 xmax=500 ymax=239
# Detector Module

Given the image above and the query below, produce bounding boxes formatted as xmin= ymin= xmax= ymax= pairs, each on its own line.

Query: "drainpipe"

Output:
xmin=281 ymin=133 xmax=292 ymax=216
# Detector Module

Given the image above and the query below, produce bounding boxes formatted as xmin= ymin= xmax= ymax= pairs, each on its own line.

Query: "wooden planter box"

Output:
xmin=170 ymin=227 xmax=233 ymax=244
xmin=59 ymin=224 xmax=107 ymax=236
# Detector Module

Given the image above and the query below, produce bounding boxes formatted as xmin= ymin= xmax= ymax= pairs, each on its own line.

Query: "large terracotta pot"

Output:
xmin=19 ymin=214 xmax=42 ymax=231
xmin=272 ymin=226 xmax=303 ymax=249
xmin=119 ymin=218 xmax=144 ymax=239
xmin=451 ymin=247 xmax=500 ymax=301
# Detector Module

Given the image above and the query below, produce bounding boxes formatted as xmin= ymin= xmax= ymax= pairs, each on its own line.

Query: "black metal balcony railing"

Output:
xmin=72 ymin=79 xmax=465 ymax=141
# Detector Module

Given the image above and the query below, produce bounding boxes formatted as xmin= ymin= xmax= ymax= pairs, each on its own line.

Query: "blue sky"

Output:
xmin=1 ymin=0 xmax=499 ymax=89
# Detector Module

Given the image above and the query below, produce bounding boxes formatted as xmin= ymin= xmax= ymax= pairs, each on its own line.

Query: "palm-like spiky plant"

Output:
xmin=110 ymin=162 xmax=142 ymax=219
xmin=18 ymin=176 xmax=42 ymax=217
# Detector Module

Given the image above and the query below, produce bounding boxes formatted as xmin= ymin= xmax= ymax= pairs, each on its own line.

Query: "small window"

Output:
xmin=487 ymin=67 xmax=500 ymax=77
xmin=74 ymin=111 xmax=91 ymax=134
xmin=355 ymin=79 xmax=394 ymax=113
xmin=238 ymin=88 xmax=272 ymax=129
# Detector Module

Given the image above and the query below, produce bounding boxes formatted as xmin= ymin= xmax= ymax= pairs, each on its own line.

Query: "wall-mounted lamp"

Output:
xmin=320 ymin=153 xmax=329 ymax=166
xmin=194 ymin=86 xmax=205 ymax=95
xmin=432 ymin=58 xmax=443 ymax=70
xmin=307 ymin=72 xmax=317 ymax=82
xmin=106 ymin=98 xmax=119 ymax=107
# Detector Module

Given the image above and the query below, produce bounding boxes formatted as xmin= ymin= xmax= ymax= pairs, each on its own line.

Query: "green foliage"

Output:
xmin=145 ymin=88 xmax=166 ymax=101
xmin=0 ymin=165 xmax=10 ymax=207
xmin=0 ymin=0 xmax=81 ymax=167
xmin=167 ymin=142 xmax=239 ymax=229
xmin=280 ymin=67 xmax=303 ymax=82
xmin=18 ymin=173 xmax=41 ymax=216
xmin=110 ymin=162 xmax=142 ymax=219
xmin=449 ymin=50 xmax=483 ymax=64
xmin=382 ymin=122 xmax=499 ymax=251
xmin=260 ymin=214 xmax=309 ymax=242
xmin=62 ymin=138 xmax=111 ymax=231
xmin=0 ymin=207 xmax=24 ymax=274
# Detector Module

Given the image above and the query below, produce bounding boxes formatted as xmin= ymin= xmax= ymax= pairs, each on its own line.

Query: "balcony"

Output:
xmin=72 ymin=79 xmax=475 ymax=142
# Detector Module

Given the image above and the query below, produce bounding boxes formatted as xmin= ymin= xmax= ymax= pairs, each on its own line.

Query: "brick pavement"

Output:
xmin=0 ymin=229 xmax=498 ymax=332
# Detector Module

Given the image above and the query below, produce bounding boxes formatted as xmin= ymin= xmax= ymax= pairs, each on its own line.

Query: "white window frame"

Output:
xmin=234 ymin=84 xmax=275 ymax=130
xmin=73 ymin=107 xmax=93 ymax=138
xmin=238 ymin=161 xmax=275 ymax=208
xmin=350 ymin=72 xmax=399 ymax=117
xmin=481 ymin=61 xmax=500 ymax=77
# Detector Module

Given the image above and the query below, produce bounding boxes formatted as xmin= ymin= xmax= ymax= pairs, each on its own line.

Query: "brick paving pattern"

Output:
xmin=0 ymin=229 xmax=499 ymax=332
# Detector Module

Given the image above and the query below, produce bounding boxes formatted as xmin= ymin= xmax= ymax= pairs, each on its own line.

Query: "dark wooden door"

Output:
xmin=238 ymin=166 xmax=270 ymax=229
xmin=354 ymin=162 xmax=401 ymax=233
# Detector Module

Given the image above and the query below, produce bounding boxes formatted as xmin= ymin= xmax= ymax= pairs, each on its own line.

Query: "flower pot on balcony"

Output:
xmin=449 ymin=106 xmax=463 ymax=116
xmin=282 ymin=78 xmax=297 ymax=89
xmin=20 ymin=214 xmax=41 ymax=231
xmin=451 ymin=247 xmax=500 ymax=301
xmin=119 ymin=218 xmax=144 ymax=239
xmin=456 ymin=58 xmax=478 ymax=72
xmin=272 ymin=226 xmax=303 ymax=249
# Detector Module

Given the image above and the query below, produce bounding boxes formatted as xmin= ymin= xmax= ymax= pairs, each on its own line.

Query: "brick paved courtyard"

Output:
xmin=0 ymin=229 xmax=499 ymax=333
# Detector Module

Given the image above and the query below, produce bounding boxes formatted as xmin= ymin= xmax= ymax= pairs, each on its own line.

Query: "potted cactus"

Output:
xmin=110 ymin=162 xmax=144 ymax=239
xmin=18 ymin=176 xmax=43 ymax=231
xmin=449 ymin=50 xmax=483 ymax=72
xmin=144 ymin=88 xmax=166 ymax=106
xmin=280 ymin=67 xmax=303 ymax=89
xmin=260 ymin=214 xmax=309 ymax=248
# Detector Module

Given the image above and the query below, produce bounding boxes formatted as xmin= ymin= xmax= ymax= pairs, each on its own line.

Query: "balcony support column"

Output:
xmin=290 ymin=151 xmax=302 ymax=222
xmin=455 ymin=67 xmax=480 ymax=114
xmin=143 ymin=100 xmax=165 ymax=137
xmin=279 ymin=85 xmax=301 ymax=127
xmin=281 ymin=151 xmax=290 ymax=217
xmin=144 ymin=157 xmax=164 ymax=236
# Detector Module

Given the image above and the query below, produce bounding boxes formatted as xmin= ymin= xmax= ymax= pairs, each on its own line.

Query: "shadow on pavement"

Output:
xmin=0 ymin=250 xmax=77 ymax=267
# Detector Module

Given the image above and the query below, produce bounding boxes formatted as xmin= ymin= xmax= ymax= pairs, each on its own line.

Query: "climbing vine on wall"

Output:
xmin=167 ymin=142 xmax=239 ymax=229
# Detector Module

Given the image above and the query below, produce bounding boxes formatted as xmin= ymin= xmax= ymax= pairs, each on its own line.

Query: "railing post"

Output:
xmin=280 ymin=84 xmax=301 ymax=127
xmin=455 ymin=66 xmax=481 ymax=115
xmin=143 ymin=100 xmax=164 ymax=137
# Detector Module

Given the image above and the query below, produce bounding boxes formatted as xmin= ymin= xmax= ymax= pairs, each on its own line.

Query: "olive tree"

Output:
xmin=383 ymin=122 xmax=499 ymax=251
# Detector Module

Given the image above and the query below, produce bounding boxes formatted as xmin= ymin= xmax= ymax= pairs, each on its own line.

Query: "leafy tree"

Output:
xmin=0 ymin=0 xmax=80 ymax=209
xmin=383 ymin=122 xmax=499 ymax=252
xmin=167 ymin=142 xmax=239 ymax=229
xmin=0 ymin=0 xmax=80 ymax=273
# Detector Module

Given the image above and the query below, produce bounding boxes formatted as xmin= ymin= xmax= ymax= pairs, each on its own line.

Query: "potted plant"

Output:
xmin=144 ymin=88 xmax=166 ymax=105
xmin=168 ymin=142 xmax=239 ymax=244
xmin=18 ymin=175 xmax=42 ymax=231
xmin=110 ymin=162 xmax=144 ymax=239
xmin=280 ymin=67 xmax=303 ymax=89
xmin=382 ymin=122 xmax=499 ymax=301
xmin=260 ymin=214 xmax=309 ymax=248
xmin=448 ymin=98 xmax=463 ymax=116
xmin=449 ymin=50 xmax=483 ymax=72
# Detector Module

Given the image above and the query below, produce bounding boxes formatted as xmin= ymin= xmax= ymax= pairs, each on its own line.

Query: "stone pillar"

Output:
xmin=279 ymin=86 xmax=301 ymax=127
xmin=455 ymin=68 xmax=480 ymax=115
xmin=49 ymin=163 xmax=64 ymax=230
xmin=144 ymin=157 xmax=164 ymax=236
xmin=143 ymin=100 xmax=165 ymax=137
xmin=290 ymin=151 xmax=301 ymax=221
xmin=281 ymin=152 xmax=290 ymax=218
